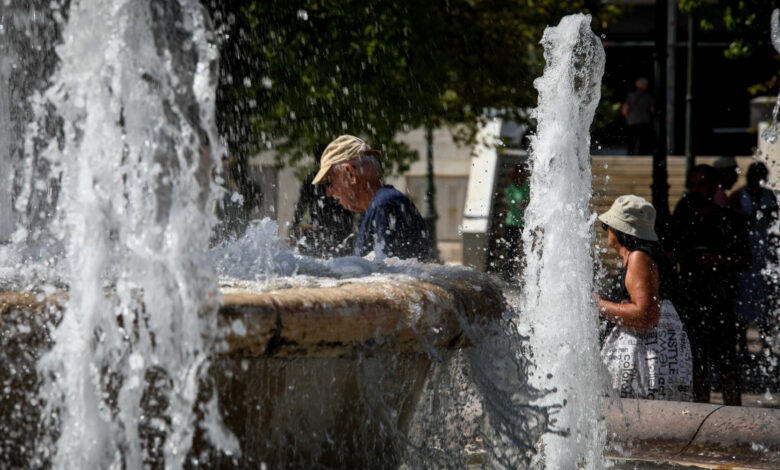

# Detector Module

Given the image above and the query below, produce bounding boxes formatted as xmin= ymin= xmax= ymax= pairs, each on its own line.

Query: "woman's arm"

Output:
xmin=597 ymin=251 xmax=661 ymax=331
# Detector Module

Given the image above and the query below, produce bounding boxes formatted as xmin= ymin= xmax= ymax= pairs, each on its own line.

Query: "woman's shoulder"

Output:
xmin=627 ymin=249 xmax=657 ymax=269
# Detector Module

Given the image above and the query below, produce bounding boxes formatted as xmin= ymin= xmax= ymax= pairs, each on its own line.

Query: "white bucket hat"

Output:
xmin=598 ymin=195 xmax=658 ymax=241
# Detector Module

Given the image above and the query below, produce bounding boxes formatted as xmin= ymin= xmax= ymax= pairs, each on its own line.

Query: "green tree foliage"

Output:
xmin=680 ymin=0 xmax=780 ymax=59
xmin=679 ymin=0 xmax=780 ymax=95
xmin=206 ymin=1 xmax=619 ymax=192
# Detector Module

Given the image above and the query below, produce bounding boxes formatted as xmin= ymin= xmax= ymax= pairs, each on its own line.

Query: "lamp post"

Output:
xmin=684 ymin=15 xmax=696 ymax=182
xmin=652 ymin=0 xmax=671 ymax=239
xmin=423 ymin=127 xmax=440 ymax=261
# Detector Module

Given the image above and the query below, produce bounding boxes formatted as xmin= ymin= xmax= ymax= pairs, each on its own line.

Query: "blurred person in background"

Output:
xmin=502 ymin=164 xmax=530 ymax=281
xmin=291 ymin=144 xmax=355 ymax=258
xmin=667 ymin=164 xmax=750 ymax=405
xmin=622 ymin=77 xmax=654 ymax=155
xmin=728 ymin=162 xmax=779 ymax=362
xmin=713 ymin=156 xmax=739 ymax=207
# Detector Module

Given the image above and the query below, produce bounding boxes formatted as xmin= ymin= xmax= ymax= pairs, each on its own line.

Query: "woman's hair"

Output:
xmin=609 ymin=226 xmax=642 ymax=251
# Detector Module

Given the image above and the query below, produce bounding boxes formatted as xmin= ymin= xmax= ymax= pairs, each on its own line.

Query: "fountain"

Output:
xmin=520 ymin=13 xmax=607 ymax=469
xmin=2 ymin=3 xmax=779 ymax=469
xmin=0 ymin=2 xmax=547 ymax=468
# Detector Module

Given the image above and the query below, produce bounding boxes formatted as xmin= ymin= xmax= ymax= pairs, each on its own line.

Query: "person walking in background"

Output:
xmin=667 ymin=164 xmax=750 ymax=405
xmin=291 ymin=145 xmax=355 ymax=258
xmin=713 ymin=156 xmax=739 ymax=207
xmin=596 ymin=195 xmax=693 ymax=401
xmin=728 ymin=162 xmax=779 ymax=362
xmin=622 ymin=77 xmax=654 ymax=155
xmin=313 ymin=134 xmax=431 ymax=262
xmin=502 ymin=164 xmax=530 ymax=281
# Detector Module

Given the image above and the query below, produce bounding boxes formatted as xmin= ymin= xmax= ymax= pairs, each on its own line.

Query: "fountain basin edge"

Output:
xmin=216 ymin=275 xmax=505 ymax=358
xmin=606 ymin=398 xmax=780 ymax=469
xmin=0 ymin=270 xmax=506 ymax=468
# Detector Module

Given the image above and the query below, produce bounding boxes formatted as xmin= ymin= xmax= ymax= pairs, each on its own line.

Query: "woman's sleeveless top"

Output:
xmin=611 ymin=241 xmax=677 ymax=303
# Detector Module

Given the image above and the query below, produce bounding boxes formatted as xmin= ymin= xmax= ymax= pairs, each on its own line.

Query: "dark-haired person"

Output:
xmin=290 ymin=144 xmax=355 ymax=258
xmin=596 ymin=195 xmax=693 ymax=401
xmin=668 ymin=164 xmax=751 ymax=405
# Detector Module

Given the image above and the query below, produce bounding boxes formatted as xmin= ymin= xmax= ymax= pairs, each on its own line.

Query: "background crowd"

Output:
xmin=597 ymin=160 xmax=779 ymax=404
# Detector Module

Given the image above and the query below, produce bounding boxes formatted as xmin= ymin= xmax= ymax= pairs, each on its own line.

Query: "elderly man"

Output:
xmin=312 ymin=135 xmax=431 ymax=261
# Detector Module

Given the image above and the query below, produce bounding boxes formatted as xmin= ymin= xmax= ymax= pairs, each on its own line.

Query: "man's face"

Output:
xmin=324 ymin=164 xmax=361 ymax=212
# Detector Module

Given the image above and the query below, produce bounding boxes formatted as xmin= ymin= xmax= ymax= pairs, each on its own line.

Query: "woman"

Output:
xmin=596 ymin=195 xmax=693 ymax=401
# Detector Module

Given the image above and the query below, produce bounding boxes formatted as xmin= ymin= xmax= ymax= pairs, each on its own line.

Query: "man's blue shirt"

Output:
xmin=354 ymin=185 xmax=431 ymax=261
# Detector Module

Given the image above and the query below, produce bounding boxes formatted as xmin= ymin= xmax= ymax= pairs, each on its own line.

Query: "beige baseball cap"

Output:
xmin=598 ymin=195 xmax=658 ymax=241
xmin=311 ymin=135 xmax=380 ymax=185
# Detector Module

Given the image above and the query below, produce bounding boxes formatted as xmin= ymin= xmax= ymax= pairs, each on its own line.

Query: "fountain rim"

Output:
xmin=0 ymin=272 xmax=507 ymax=358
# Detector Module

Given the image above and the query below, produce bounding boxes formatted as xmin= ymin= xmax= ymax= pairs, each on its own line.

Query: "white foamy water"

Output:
xmin=11 ymin=1 xmax=235 ymax=468
xmin=209 ymin=218 xmax=445 ymax=284
xmin=0 ymin=57 xmax=14 ymax=244
xmin=762 ymin=10 xmax=780 ymax=145
xmin=520 ymin=14 xmax=608 ymax=469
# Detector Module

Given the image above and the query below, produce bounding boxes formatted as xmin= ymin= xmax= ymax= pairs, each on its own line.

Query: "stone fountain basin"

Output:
xmin=213 ymin=273 xmax=506 ymax=468
xmin=215 ymin=274 xmax=504 ymax=357
xmin=0 ymin=270 xmax=506 ymax=468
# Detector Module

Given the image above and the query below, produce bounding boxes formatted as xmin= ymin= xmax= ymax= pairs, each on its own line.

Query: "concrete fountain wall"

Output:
xmin=605 ymin=398 xmax=780 ymax=469
xmin=0 ymin=270 xmax=506 ymax=468
xmin=206 ymin=274 xmax=506 ymax=468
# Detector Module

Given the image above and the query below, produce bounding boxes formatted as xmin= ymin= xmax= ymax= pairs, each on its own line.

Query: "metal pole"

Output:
xmin=666 ymin=0 xmax=677 ymax=154
xmin=423 ymin=127 xmax=440 ymax=261
xmin=652 ymin=0 xmax=670 ymax=239
xmin=684 ymin=15 xmax=696 ymax=182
